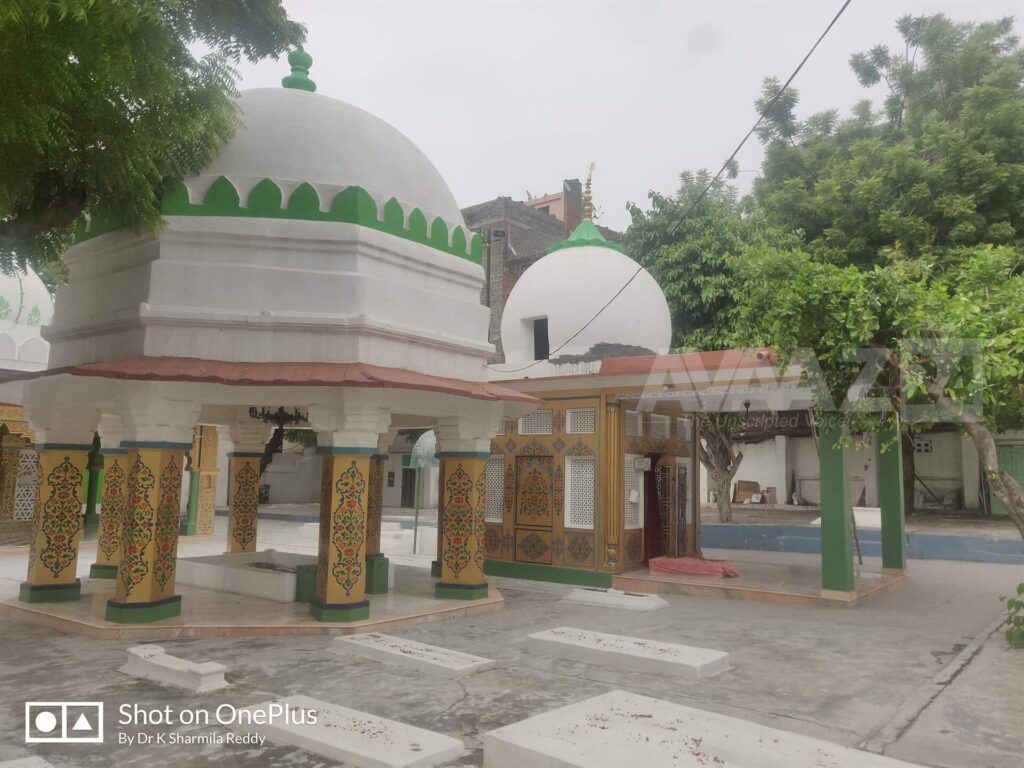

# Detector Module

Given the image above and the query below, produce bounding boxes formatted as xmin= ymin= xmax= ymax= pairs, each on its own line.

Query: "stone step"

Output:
xmin=232 ymin=694 xmax=465 ymax=768
xmin=118 ymin=644 xmax=228 ymax=693
xmin=332 ymin=632 xmax=496 ymax=677
xmin=484 ymin=690 xmax=925 ymax=767
xmin=526 ymin=627 xmax=729 ymax=681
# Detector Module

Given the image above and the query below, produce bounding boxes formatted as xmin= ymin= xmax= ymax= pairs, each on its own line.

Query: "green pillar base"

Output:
xmin=294 ymin=564 xmax=317 ymax=603
xmin=309 ymin=599 xmax=370 ymax=622
xmin=430 ymin=560 xmax=441 ymax=577
xmin=105 ymin=595 xmax=182 ymax=624
xmin=365 ymin=554 xmax=390 ymax=594
xmin=435 ymin=582 xmax=489 ymax=600
xmin=89 ymin=563 xmax=118 ymax=579
xmin=19 ymin=580 xmax=81 ymax=603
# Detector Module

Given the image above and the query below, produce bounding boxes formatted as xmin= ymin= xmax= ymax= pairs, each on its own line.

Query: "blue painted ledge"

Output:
xmin=702 ymin=523 xmax=1024 ymax=565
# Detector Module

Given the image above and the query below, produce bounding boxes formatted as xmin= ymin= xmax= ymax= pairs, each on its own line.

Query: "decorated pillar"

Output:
xmin=307 ymin=397 xmax=390 ymax=622
xmin=226 ymin=453 xmax=262 ymax=553
xmin=364 ymin=454 xmax=389 ymax=593
xmin=90 ymin=448 xmax=128 ymax=578
xmin=0 ymin=433 xmax=25 ymax=540
xmin=225 ymin=421 xmax=271 ymax=554
xmin=435 ymin=453 xmax=488 ymax=599
xmin=602 ymin=399 xmax=623 ymax=570
xmin=184 ymin=425 xmax=219 ymax=536
xmin=818 ymin=416 xmax=856 ymax=595
xmin=106 ymin=443 xmax=188 ymax=622
xmin=20 ymin=445 xmax=92 ymax=603
xmin=876 ymin=421 xmax=907 ymax=572
xmin=81 ymin=447 xmax=102 ymax=541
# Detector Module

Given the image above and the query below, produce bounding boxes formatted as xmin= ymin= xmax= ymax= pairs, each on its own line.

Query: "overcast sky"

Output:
xmin=233 ymin=0 xmax=1022 ymax=231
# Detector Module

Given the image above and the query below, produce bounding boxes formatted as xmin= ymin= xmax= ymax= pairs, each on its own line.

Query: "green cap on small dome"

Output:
xmin=282 ymin=48 xmax=316 ymax=92
xmin=546 ymin=164 xmax=625 ymax=254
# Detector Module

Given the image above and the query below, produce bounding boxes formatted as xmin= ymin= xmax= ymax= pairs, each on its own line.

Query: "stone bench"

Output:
xmin=232 ymin=694 xmax=465 ymax=768
xmin=484 ymin=690 xmax=924 ymax=767
xmin=331 ymin=632 xmax=496 ymax=677
xmin=118 ymin=644 xmax=228 ymax=693
xmin=527 ymin=627 xmax=729 ymax=681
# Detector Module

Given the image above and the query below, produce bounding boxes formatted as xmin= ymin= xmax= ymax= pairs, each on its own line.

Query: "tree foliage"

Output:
xmin=624 ymin=171 xmax=797 ymax=351
xmin=753 ymin=15 xmax=1024 ymax=267
xmin=732 ymin=14 xmax=1024 ymax=534
xmin=0 ymin=1 xmax=305 ymax=278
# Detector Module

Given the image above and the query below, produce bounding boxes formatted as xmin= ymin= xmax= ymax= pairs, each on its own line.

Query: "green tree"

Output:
xmin=734 ymin=14 xmax=1024 ymax=535
xmin=0 ymin=1 xmax=305 ymax=279
xmin=624 ymin=172 xmax=797 ymax=521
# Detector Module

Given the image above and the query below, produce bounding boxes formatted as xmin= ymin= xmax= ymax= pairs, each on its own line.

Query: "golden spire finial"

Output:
xmin=582 ymin=162 xmax=596 ymax=221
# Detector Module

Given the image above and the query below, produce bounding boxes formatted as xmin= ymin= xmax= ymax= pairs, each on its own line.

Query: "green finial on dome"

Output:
xmin=282 ymin=47 xmax=316 ymax=92
xmin=546 ymin=164 xmax=625 ymax=254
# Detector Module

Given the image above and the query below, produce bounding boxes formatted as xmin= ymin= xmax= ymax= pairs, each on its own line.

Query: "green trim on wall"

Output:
xmin=106 ymin=596 xmax=182 ymax=624
xmin=76 ymin=177 xmax=484 ymax=265
xmin=483 ymin=559 xmax=613 ymax=587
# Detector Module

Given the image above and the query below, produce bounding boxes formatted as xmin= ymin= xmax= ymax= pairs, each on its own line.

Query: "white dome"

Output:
xmin=0 ymin=266 xmax=53 ymax=371
xmin=183 ymin=88 xmax=465 ymax=227
xmin=500 ymin=243 xmax=672 ymax=364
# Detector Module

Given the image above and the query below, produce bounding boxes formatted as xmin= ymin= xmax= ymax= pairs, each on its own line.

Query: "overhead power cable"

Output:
xmin=490 ymin=0 xmax=854 ymax=375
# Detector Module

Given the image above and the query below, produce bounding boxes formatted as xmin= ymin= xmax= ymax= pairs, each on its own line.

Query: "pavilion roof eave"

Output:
xmin=0 ymin=357 xmax=540 ymax=406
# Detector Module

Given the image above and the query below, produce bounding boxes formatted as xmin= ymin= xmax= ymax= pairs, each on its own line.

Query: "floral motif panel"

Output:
xmin=515 ymin=455 xmax=553 ymax=527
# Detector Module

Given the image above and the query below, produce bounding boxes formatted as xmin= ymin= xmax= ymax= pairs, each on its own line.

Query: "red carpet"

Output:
xmin=649 ymin=556 xmax=740 ymax=578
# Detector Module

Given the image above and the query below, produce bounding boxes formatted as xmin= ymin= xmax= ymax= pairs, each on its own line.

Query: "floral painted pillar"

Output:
xmin=435 ymin=453 xmax=488 ymax=599
xmin=307 ymin=399 xmax=390 ymax=622
xmin=226 ymin=422 xmax=271 ymax=554
xmin=312 ymin=450 xmax=373 ymax=621
xmin=89 ymin=447 xmax=128 ymax=579
xmin=602 ymin=400 xmax=623 ymax=570
xmin=227 ymin=454 xmax=262 ymax=553
xmin=364 ymin=453 xmax=389 ymax=594
xmin=434 ymin=414 xmax=494 ymax=601
xmin=20 ymin=444 xmax=92 ymax=603
xmin=106 ymin=443 xmax=188 ymax=623
xmin=183 ymin=425 xmax=219 ymax=536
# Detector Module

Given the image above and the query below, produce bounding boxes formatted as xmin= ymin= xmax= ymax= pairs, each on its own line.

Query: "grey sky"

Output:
xmin=234 ymin=0 xmax=1022 ymax=231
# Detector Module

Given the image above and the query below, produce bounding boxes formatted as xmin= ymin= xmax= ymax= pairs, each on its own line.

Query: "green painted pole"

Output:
xmin=877 ymin=422 xmax=907 ymax=570
xmin=81 ymin=462 xmax=102 ymax=541
xmin=182 ymin=470 xmax=200 ymax=536
xmin=818 ymin=417 xmax=855 ymax=593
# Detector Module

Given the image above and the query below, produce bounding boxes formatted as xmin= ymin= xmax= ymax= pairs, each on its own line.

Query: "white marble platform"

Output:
xmin=561 ymin=587 xmax=668 ymax=611
xmin=484 ymin=690 xmax=924 ymax=767
xmin=232 ymin=694 xmax=465 ymax=768
xmin=118 ymin=644 xmax=228 ymax=693
xmin=176 ymin=549 xmax=316 ymax=602
xmin=527 ymin=627 xmax=728 ymax=681
xmin=332 ymin=633 xmax=496 ymax=677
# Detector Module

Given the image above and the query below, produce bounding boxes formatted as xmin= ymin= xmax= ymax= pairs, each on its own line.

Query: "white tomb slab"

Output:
xmin=562 ymin=587 xmax=668 ymax=611
xmin=527 ymin=627 xmax=728 ymax=681
xmin=232 ymin=694 xmax=465 ymax=768
xmin=118 ymin=644 xmax=228 ymax=693
xmin=484 ymin=690 xmax=925 ymax=768
xmin=176 ymin=548 xmax=316 ymax=602
xmin=332 ymin=633 xmax=497 ymax=677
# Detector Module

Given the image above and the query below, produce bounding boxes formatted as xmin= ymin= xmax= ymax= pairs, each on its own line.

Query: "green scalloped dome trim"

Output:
xmin=546 ymin=218 xmax=624 ymax=254
xmin=74 ymin=177 xmax=484 ymax=265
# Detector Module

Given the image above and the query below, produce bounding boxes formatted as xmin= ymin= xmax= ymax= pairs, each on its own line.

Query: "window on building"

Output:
xmin=532 ymin=317 xmax=550 ymax=361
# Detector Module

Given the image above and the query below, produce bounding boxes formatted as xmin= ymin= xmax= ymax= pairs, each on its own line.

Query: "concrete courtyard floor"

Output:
xmin=0 ymin=516 xmax=1021 ymax=767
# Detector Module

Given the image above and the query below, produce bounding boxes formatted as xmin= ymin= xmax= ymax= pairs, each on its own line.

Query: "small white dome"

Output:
xmin=0 ymin=266 xmax=53 ymax=371
xmin=500 ymin=240 xmax=672 ymax=365
xmin=184 ymin=88 xmax=465 ymax=227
